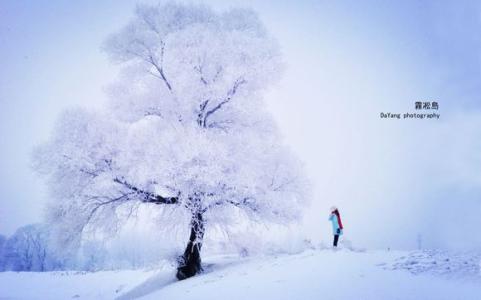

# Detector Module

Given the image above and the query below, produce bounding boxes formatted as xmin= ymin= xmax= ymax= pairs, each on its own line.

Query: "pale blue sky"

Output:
xmin=1 ymin=0 xmax=481 ymax=250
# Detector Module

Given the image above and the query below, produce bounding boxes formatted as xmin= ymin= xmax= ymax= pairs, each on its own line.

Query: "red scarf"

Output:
xmin=334 ymin=209 xmax=343 ymax=229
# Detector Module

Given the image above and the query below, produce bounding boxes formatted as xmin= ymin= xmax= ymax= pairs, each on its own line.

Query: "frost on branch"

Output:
xmin=33 ymin=2 xmax=309 ymax=279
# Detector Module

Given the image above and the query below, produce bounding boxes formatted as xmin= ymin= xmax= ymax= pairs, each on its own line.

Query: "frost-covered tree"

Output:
xmin=34 ymin=2 xmax=308 ymax=279
xmin=3 ymin=224 xmax=51 ymax=271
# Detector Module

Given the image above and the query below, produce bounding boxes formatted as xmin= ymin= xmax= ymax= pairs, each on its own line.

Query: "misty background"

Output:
xmin=1 ymin=0 xmax=480 ymax=251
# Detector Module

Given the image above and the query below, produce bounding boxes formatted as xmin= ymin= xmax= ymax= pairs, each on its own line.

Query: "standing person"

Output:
xmin=329 ymin=206 xmax=344 ymax=247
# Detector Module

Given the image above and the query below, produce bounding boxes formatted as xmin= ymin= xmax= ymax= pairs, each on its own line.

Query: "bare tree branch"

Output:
xmin=197 ymin=100 xmax=209 ymax=127
xmin=202 ymin=197 xmax=258 ymax=213
xmin=113 ymin=178 xmax=179 ymax=204
xmin=272 ymin=178 xmax=295 ymax=192
xmin=85 ymin=193 xmax=131 ymax=225
xmin=203 ymin=78 xmax=246 ymax=127
xmin=126 ymin=37 xmax=173 ymax=93
xmin=138 ymin=9 xmax=161 ymax=36
xmin=193 ymin=65 xmax=208 ymax=86
xmin=148 ymin=50 xmax=173 ymax=92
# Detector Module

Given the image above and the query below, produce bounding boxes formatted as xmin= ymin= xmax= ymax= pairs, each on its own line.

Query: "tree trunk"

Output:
xmin=176 ymin=211 xmax=204 ymax=280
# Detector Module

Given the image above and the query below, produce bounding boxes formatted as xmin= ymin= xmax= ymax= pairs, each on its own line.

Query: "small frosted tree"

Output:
xmin=3 ymin=224 xmax=51 ymax=271
xmin=34 ymin=2 xmax=308 ymax=279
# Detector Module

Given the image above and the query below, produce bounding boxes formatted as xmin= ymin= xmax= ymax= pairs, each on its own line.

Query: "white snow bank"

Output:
xmin=1 ymin=249 xmax=480 ymax=300
xmin=136 ymin=249 xmax=481 ymax=300
xmin=0 ymin=269 xmax=161 ymax=299
xmin=387 ymin=249 xmax=481 ymax=279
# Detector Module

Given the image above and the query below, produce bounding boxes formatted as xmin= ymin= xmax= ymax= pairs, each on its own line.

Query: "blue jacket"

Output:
xmin=329 ymin=213 xmax=343 ymax=236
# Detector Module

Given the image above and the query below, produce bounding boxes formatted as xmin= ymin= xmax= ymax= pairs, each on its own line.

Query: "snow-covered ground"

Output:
xmin=1 ymin=249 xmax=480 ymax=300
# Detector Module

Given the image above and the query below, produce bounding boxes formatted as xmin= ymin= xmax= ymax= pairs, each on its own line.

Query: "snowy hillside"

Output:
xmin=1 ymin=249 xmax=480 ymax=300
